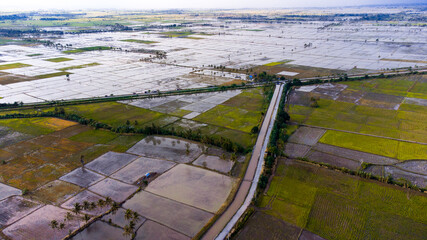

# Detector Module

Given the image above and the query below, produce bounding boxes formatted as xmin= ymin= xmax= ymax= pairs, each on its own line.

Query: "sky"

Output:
xmin=0 ymin=0 xmax=424 ymax=11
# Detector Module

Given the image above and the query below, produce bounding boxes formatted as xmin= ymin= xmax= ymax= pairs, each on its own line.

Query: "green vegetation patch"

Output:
xmin=26 ymin=53 xmax=43 ymax=57
xmin=69 ymin=129 xmax=119 ymax=144
xmin=65 ymin=102 xmax=165 ymax=128
xmin=59 ymin=62 xmax=100 ymax=71
xmin=35 ymin=71 xmax=71 ymax=79
xmin=319 ymin=130 xmax=399 ymax=159
xmin=264 ymin=60 xmax=292 ymax=67
xmin=121 ymin=39 xmax=159 ymax=44
xmin=0 ymin=118 xmax=57 ymax=136
xmin=319 ymin=130 xmax=427 ymax=161
xmin=45 ymin=57 xmax=73 ymax=63
xmin=63 ymin=46 xmax=112 ymax=54
xmin=160 ymin=31 xmax=194 ymax=38
xmin=0 ymin=63 xmax=31 ymax=70
xmin=194 ymin=104 xmax=261 ymax=133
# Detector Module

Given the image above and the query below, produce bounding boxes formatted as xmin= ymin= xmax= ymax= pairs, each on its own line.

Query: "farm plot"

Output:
xmin=102 ymin=208 xmax=146 ymax=229
xmin=73 ymin=221 xmax=127 ymax=240
xmin=287 ymin=77 xmax=427 ymax=144
xmin=61 ymin=190 xmax=110 ymax=216
xmin=0 ymin=196 xmax=42 ymax=229
xmin=235 ymin=211 xmax=301 ymax=240
xmin=123 ymin=191 xmax=213 ymax=238
xmin=287 ymin=127 xmax=326 ymax=146
xmin=319 ymin=130 xmax=427 ymax=161
xmin=60 ymin=168 xmax=105 ymax=188
xmin=31 ymin=180 xmax=81 ymax=205
xmin=313 ymin=143 xmax=398 ymax=165
xmin=192 ymin=154 xmax=234 ymax=173
xmin=2 ymin=205 xmax=81 ymax=240
xmin=0 ymin=183 xmax=21 ymax=201
xmin=88 ymin=178 xmax=139 ymax=203
xmin=135 ymin=220 xmax=190 ymax=240
xmin=145 ymin=164 xmax=235 ymax=213
xmin=127 ymin=136 xmax=202 ymax=163
xmin=85 ymin=151 xmax=138 ymax=175
xmin=284 ymin=143 xmax=311 ymax=158
xmin=64 ymin=102 xmax=165 ymax=128
xmin=306 ymin=150 xmax=361 ymax=170
xmin=111 ymin=157 xmax=176 ymax=184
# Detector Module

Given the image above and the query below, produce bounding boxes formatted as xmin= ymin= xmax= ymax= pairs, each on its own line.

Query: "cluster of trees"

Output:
xmin=0 ymin=14 xmax=28 ymax=21
xmin=49 ymin=196 xmax=143 ymax=239
xmin=0 ymin=28 xmax=64 ymax=37
xmin=0 ymin=101 xmax=23 ymax=108
xmin=253 ymin=71 xmax=286 ymax=82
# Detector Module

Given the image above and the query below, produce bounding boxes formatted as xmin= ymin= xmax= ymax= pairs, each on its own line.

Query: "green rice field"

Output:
xmin=254 ymin=159 xmax=427 ymax=240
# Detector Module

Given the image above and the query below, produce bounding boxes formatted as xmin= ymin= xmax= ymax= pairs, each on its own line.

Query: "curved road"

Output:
xmin=202 ymin=83 xmax=284 ymax=240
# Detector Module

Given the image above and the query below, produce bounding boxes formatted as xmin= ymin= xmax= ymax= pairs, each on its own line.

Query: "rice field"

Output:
xmin=287 ymin=78 xmax=427 ymax=144
xmin=319 ymin=130 xmax=427 ymax=161
xmin=253 ymin=159 xmax=427 ymax=240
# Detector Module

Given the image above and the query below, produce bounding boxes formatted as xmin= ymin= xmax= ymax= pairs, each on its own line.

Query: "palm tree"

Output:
xmin=132 ymin=211 xmax=140 ymax=222
xmin=97 ymin=199 xmax=105 ymax=208
xmin=124 ymin=209 xmax=133 ymax=221
xmin=123 ymin=225 xmax=133 ymax=238
xmin=83 ymin=214 xmax=90 ymax=223
xmin=64 ymin=212 xmax=73 ymax=222
xmin=110 ymin=202 xmax=119 ymax=215
xmin=105 ymin=197 xmax=113 ymax=206
xmin=83 ymin=201 xmax=90 ymax=211
xmin=49 ymin=220 xmax=58 ymax=229
xmin=73 ymin=203 xmax=82 ymax=215
xmin=90 ymin=202 xmax=96 ymax=210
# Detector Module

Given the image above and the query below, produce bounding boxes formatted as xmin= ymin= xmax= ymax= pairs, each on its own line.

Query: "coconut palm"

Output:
xmin=124 ymin=209 xmax=133 ymax=221
xmin=64 ymin=212 xmax=73 ymax=222
xmin=83 ymin=214 xmax=91 ymax=223
xmin=123 ymin=225 xmax=133 ymax=238
xmin=105 ymin=197 xmax=113 ymax=206
xmin=73 ymin=202 xmax=82 ymax=215
xmin=110 ymin=202 xmax=119 ymax=215
xmin=97 ymin=199 xmax=105 ymax=208
xmin=132 ymin=211 xmax=140 ymax=222
xmin=90 ymin=202 xmax=97 ymax=210
xmin=83 ymin=201 xmax=90 ymax=210
xmin=49 ymin=220 xmax=58 ymax=229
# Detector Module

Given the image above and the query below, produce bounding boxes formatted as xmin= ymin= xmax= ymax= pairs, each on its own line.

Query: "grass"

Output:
xmin=45 ymin=57 xmax=73 ymax=63
xmin=0 ymin=63 xmax=31 ymax=70
xmin=255 ymin=159 xmax=427 ymax=240
xmin=63 ymin=46 xmax=111 ymax=54
xmin=121 ymin=39 xmax=159 ymax=44
xmin=58 ymin=62 xmax=100 ymax=71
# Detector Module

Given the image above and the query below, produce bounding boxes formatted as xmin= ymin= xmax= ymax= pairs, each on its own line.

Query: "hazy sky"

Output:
xmin=0 ymin=0 xmax=424 ymax=10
